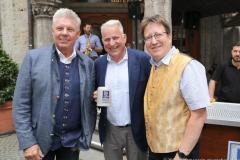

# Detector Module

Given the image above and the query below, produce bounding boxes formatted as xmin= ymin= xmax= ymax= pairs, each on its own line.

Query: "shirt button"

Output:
xmin=65 ymin=79 xmax=70 ymax=83
xmin=52 ymin=114 xmax=55 ymax=118
xmin=62 ymin=123 xmax=66 ymax=127
xmin=64 ymin=86 xmax=70 ymax=90
xmin=64 ymin=101 xmax=69 ymax=104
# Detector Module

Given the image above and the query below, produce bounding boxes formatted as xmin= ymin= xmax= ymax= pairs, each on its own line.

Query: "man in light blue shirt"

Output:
xmin=95 ymin=19 xmax=151 ymax=160
xmin=74 ymin=23 xmax=103 ymax=60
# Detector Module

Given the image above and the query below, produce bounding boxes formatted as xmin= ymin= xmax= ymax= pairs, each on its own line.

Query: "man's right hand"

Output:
xmin=210 ymin=97 xmax=216 ymax=103
xmin=24 ymin=144 xmax=43 ymax=160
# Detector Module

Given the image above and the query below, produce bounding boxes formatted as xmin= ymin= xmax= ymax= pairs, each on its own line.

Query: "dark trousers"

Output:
xmin=148 ymin=143 xmax=199 ymax=160
xmin=43 ymin=147 xmax=80 ymax=160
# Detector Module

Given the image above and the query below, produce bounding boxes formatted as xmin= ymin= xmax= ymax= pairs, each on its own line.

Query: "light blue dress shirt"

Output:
xmin=74 ymin=34 xmax=102 ymax=58
xmin=105 ymin=49 xmax=131 ymax=126
xmin=150 ymin=46 xmax=210 ymax=110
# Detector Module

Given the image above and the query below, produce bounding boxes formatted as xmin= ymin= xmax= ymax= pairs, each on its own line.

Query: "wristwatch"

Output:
xmin=177 ymin=150 xmax=188 ymax=159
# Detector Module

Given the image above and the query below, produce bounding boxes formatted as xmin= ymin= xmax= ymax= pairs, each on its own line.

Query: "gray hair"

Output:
xmin=101 ymin=20 xmax=124 ymax=34
xmin=52 ymin=8 xmax=81 ymax=31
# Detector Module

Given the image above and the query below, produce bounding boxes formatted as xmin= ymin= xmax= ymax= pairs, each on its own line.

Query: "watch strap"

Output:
xmin=177 ymin=150 xmax=188 ymax=159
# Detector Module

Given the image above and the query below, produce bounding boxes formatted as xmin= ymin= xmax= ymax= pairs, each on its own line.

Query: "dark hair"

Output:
xmin=141 ymin=15 xmax=171 ymax=35
xmin=233 ymin=41 xmax=240 ymax=48
xmin=83 ymin=23 xmax=92 ymax=27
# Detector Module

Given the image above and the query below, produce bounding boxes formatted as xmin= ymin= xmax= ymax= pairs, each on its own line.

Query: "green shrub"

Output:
xmin=0 ymin=44 xmax=18 ymax=105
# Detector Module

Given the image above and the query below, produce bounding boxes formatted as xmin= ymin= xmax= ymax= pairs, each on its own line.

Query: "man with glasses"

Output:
xmin=94 ymin=19 xmax=151 ymax=160
xmin=141 ymin=15 xmax=209 ymax=160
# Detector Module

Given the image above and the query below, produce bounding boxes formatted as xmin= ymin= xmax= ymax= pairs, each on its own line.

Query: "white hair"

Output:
xmin=101 ymin=20 xmax=124 ymax=34
xmin=52 ymin=8 xmax=81 ymax=31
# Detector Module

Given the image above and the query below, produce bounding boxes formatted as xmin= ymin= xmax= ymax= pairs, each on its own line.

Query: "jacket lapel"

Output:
xmin=99 ymin=55 xmax=108 ymax=86
xmin=97 ymin=55 xmax=108 ymax=116
xmin=51 ymin=45 xmax=60 ymax=113
xmin=77 ymin=52 xmax=86 ymax=108
xmin=128 ymin=49 xmax=140 ymax=110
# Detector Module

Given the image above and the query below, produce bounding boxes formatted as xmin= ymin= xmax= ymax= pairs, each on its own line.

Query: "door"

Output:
xmin=78 ymin=13 xmax=132 ymax=53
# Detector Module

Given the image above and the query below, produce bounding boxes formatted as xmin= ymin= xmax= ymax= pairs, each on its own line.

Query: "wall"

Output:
xmin=223 ymin=26 xmax=240 ymax=60
xmin=200 ymin=15 xmax=240 ymax=78
xmin=200 ymin=15 xmax=223 ymax=71
xmin=0 ymin=9 xmax=2 ymax=44
xmin=0 ymin=0 xmax=29 ymax=64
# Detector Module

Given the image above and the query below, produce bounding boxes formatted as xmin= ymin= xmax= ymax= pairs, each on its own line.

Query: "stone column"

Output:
xmin=0 ymin=0 xmax=29 ymax=64
xmin=32 ymin=0 xmax=62 ymax=48
xmin=143 ymin=0 xmax=172 ymax=51
xmin=144 ymin=0 xmax=172 ymax=28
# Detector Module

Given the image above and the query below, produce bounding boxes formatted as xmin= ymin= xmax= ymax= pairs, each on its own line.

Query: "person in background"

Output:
xmin=208 ymin=42 xmax=240 ymax=103
xmin=13 ymin=8 xmax=96 ymax=160
xmin=94 ymin=19 xmax=151 ymax=160
xmin=141 ymin=15 xmax=209 ymax=160
xmin=75 ymin=23 xmax=103 ymax=60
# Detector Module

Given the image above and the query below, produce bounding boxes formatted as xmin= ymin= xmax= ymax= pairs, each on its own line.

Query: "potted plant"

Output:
xmin=0 ymin=44 xmax=18 ymax=134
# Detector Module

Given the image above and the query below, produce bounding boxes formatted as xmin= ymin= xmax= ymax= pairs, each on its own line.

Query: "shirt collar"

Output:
xmin=107 ymin=48 xmax=128 ymax=64
xmin=150 ymin=46 xmax=176 ymax=68
xmin=56 ymin=47 xmax=77 ymax=64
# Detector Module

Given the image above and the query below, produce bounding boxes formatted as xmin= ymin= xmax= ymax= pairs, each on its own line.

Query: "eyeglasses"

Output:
xmin=144 ymin=32 xmax=167 ymax=43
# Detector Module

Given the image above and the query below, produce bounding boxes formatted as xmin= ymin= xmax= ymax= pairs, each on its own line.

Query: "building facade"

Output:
xmin=0 ymin=0 xmax=239 ymax=72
